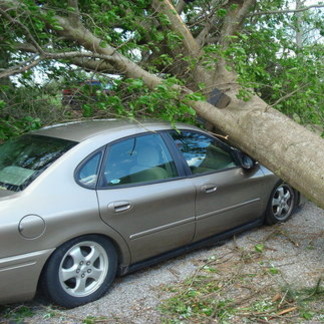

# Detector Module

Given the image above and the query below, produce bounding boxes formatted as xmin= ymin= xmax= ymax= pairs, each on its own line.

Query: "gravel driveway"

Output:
xmin=1 ymin=201 xmax=323 ymax=323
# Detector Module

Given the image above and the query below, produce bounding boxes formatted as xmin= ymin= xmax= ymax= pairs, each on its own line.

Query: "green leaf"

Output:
xmin=255 ymin=244 xmax=265 ymax=253
xmin=99 ymin=41 xmax=108 ymax=48
xmin=52 ymin=25 xmax=64 ymax=31
xmin=185 ymin=93 xmax=205 ymax=101
xmin=268 ymin=266 xmax=280 ymax=275
xmin=217 ymin=9 xmax=227 ymax=17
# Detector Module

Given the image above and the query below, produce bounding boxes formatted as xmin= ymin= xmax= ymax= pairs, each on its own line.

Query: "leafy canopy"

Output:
xmin=0 ymin=0 xmax=323 ymax=139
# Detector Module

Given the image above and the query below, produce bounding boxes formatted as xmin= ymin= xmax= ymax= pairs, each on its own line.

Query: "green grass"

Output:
xmin=0 ymin=305 xmax=35 ymax=323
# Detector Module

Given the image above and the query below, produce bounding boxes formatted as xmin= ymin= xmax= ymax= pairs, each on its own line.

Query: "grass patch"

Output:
xmin=0 ymin=304 xmax=35 ymax=323
xmin=82 ymin=315 xmax=111 ymax=323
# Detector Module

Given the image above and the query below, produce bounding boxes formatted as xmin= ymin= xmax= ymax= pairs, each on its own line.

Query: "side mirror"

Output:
xmin=231 ymin=149 xmax=256 ymax=170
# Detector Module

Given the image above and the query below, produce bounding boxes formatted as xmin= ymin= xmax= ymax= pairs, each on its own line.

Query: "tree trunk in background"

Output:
xmin=295 ymin=0 xmax=305 ymax=48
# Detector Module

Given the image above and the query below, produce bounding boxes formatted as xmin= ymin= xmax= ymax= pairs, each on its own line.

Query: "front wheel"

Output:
xmin=41 ymin=235 xmax=117 ymax=308
xmin=265 ymin=182 xmax=296 ymax=225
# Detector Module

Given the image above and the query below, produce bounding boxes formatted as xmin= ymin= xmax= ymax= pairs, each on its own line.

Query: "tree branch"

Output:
xmin=0 ymin=56 xmax=41 ymax=79
xmin=53 ymin=15 xmax=163 ymax=88
xmin=1 ymin=43 xmax=121 ymax=78
xmin=68 ymin=57 xmax=117 ymax=74
xmin=44 ymin=51 xmax=114 ymax=60
xmin=151 ymin=0 xmax=201 ymax=57
xmin=175 ymin=0 xmax=185 ymax=14
xmin=0 ymin=6 xmax=45 ymax=55
xmin=271 ymin=83 xmax=310 ymax=108
xmin=196 ymin=0 xmax=229 ymax=46
xmin=219 ymin=0 xmax=256 ymax=49
xmin=67 ymin=0 xmax=81 ymax=26
xmin=13 ymin=43 xmax=116 ymax=61
xmin=151 ymin=0 xmax=217 ymax=87
xmin=209 ymin=0 xmax=257 ymax=85
xmin=248 ymin=4 xmax=324 ymax=17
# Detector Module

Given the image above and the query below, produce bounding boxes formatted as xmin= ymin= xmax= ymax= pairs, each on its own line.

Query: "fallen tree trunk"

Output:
xmin=192 ymin=94 xmax=324 ymax=208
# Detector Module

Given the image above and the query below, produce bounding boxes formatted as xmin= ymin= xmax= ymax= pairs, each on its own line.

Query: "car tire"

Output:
xmin=265 ymin=182 xmax=296 ymax=225
xmin=40 ymin=235 xmax=117 ymax=308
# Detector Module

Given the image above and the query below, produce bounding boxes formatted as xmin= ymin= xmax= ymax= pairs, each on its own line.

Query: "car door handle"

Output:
xmin=202 ymin=185 xmax=217 ymax=194
xmin=108 ymin=201 xmax=132 ymax=213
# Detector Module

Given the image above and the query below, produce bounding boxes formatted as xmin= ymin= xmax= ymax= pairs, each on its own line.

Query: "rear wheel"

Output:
xmin=41 ymin=235 xmax=117 ymax=308
xmin=266 ymin=182 xmax=296 ymax=225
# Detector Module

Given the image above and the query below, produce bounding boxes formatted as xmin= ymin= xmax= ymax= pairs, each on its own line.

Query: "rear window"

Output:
xmin=0 ymin=135 xmax=76 ymax=192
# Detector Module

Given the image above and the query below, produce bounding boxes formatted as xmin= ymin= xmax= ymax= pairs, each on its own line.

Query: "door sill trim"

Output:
xmin=118 ymin=217 xmax=263 ymax=276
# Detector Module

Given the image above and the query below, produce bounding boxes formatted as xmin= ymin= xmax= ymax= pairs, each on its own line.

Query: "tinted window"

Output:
xmin=170 ymin=131 xmax=236 ymax=174
xmin=102 ymin=134 xmax=178 ymax=187
xmin=0 ymin=135 xmax=76 ymax=191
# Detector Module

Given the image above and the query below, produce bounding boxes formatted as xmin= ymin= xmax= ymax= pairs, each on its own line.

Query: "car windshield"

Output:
xmin=0 ymin=135 xmax=77 ymax=192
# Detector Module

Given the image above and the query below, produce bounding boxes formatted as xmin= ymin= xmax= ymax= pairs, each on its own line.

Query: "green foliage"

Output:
xmin=254 ymin=243 xmax=265 ymax=253
xmin=104 ymin=77 xmax=197 ymax=123
xmin=0 ymin=116 xmax=41 ymax=140
xmin=267 ymin=265 xmax=281 ymax=275
xmin=0 ymin=0 xmax=323 ymax=140
xmin=0 ymin=83 xmax=65 ymax=140
xmin=159 ymin=246 xmax=323 ymax=323
xmin=224 ymin=5 xmax=324 ymax=127
xmin=160 ymin=275 xmax=234 ymax=322
xmin=59 ymin=74 xmax=197 ymax=124
xmin=0 ymin=304 xmax=35 ymax=322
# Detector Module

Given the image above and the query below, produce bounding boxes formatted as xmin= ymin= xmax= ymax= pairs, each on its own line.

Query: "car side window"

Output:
xmin=103 ymin=133 xmax=178 ymax=187
xmin=170 ymin=130 xmax=237 ymax=174
xmin=77 ymin=152 xmax=102 ymax=188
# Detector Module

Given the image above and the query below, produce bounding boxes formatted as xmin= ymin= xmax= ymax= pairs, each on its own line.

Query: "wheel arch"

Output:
xmin=36 ymin=231 xmax=129 ymax=294
xmin=36 ymin=232 xmax=127 ymax=307
xmin=264 ymin=180 xmax=298 ymax=225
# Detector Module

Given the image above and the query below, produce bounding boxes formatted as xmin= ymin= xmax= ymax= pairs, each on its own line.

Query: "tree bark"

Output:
xmin=192 ymin=94 xmax=324 ymax=208
xmin=295 ymin=0 xmax=305 ymax=49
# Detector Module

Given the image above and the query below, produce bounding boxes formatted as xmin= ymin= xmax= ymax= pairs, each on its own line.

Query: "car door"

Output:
xmin=95 ymin=133 xmax=196 ymax=264
xmin=168 ymin=130 xmax=267 ymax=242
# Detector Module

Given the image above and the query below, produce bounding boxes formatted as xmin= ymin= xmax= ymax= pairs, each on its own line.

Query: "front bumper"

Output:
xmin=0 ymin=249 xmax=54 ymax=304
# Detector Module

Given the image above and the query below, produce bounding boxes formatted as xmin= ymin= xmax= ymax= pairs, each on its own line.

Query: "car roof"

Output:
xmin=31 ymin=119 xmax=198 ymax=142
